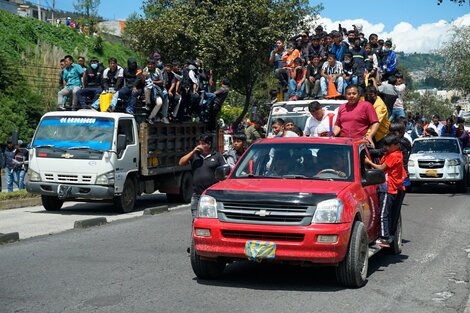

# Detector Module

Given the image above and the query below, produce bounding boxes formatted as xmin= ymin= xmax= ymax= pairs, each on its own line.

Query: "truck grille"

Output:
xmin=222 ymin=230 xmax=304 ymax=242
xmin=418 ymin=160 xmax=444 ymax=169
xmin=44 ymin=173 xmax=94 ymax=183
xmin=219 ymin=201 xmax=314 ymax=226
xmin=419 ymin=173 xmax=444 ymax=178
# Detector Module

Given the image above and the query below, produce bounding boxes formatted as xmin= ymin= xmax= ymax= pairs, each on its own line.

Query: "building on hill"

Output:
xmin=98 ymin=20 xmax=126 ymax=37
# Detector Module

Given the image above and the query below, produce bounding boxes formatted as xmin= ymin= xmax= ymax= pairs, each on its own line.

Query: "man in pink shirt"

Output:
xmin=333 ymin=84 xmax=379 ymax=147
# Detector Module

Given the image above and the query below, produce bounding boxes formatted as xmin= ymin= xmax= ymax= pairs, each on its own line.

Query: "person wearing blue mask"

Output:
xmin=76 ymin=57 xmax=104 ymax=109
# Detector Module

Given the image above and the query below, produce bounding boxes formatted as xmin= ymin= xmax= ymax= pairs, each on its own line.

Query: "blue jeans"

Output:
xmin=389 ymin=108 xmax=406 ymax=121
xmin=6 ymin=168 xmax=24 ymax=192
xmin=288 ymin=79 xmax=305 ymax=98
xmin=6 ymin=168 xmax=14 ymax=192
xmin=119 ymin=87 xmax=142 ymax=113
xmin=320 ymin=76 xmax=344 ymax=96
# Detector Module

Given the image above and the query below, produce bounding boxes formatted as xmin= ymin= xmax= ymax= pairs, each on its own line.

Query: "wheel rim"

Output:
xmin=123 ymin=181 xmax=135 ymax=208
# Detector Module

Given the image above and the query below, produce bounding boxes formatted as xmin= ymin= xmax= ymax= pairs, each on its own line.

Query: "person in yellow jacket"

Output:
xmin=365 ymin=85 xmax=390 ymax=148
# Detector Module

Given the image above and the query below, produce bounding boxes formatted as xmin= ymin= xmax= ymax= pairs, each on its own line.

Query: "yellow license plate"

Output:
xmin=425 ymin=169 xmax=438 ymax=177
xmin=244 ymin=240 xmax=276 ymax=262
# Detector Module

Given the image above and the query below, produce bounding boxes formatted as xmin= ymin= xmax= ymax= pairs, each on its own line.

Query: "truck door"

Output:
xmin=114 ymin=118 xmax=139 ymax=193
xmin=359 ymin=145 xmax=380 ymax=238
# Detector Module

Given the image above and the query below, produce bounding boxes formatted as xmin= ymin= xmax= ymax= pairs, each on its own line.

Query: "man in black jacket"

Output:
xmin=76 ymin=57 xmax=104 ymax=109
xmin=119 ymin=58 xmax=144 ymax=114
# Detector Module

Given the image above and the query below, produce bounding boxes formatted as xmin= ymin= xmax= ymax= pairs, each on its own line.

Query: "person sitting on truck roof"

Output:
xmin=119 ymin=58 xmax=144 ymax=114
xmin=287 ymin=57 xmax=307 ymax=101
xmin=320 ymin=53 xmax=344 ymax=99
xmin=441 ymin=117 xmax=457 ymax=137
xmin=57 ymin=55 xmax=84 ymax=111
xmin=145 ymin=59 xmax=170 ymax=125
xmin=270 ymin=38 xmax=289 ymax=90
xmin=76 ymin=57 xmax=104 ymax=110
xmin=305 ymin=54 xmax=322 ymax=99
xmin=202 ymin=77 xmax=230 ymax=131
xmin=178 ymin=133 xmax=226 ymax=220
xmin=90 ymin=57 xmax=124 ymax=112
xmin=224 ymin=133 xmax=246 ymax=169
xmin=380 ymin=40 xmax=397 ymax=81
xmin=303 ymin=100 xmax=336 ymax=137
xmin=341 ymin=52 xmax=359 ymax=93
xmin=333 ymin=84 xmax=379 ymax=147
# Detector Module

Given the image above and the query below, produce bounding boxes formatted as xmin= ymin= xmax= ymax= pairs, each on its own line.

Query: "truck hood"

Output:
xmin=410 ymin=152 xmax=463 ymax=161
xmin=209 ymin=178 xmax=350 ymax=195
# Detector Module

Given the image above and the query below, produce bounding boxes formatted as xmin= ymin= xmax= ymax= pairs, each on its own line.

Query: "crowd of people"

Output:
xmin=269 ymin=24 xmax=400 ymax=103
xmin=57 ymin=53 xmax=230 ymax=130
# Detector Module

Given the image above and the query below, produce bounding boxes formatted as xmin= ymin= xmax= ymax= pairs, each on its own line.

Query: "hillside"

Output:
xmin=0 ymin=10 xmax=138 ymax=143
xmin=397 ymin=52 xmax=444 ymax=72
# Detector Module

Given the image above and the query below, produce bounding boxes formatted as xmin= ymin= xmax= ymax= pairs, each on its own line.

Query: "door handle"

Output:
xmin=133 ymin=158 xmax=137 ymax=163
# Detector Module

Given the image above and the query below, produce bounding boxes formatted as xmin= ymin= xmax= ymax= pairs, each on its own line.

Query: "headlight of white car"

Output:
xmin=28 ymin=169 xmax=41 ymax=182
xmin=96 ymin=171 xmax=115 ymax=185
xmin=448 ymin=159 xmax=461 ymax=166
xmin=312 ymin=198 xmax=343 ymax=224
xmin=408 ymin=160 xmax=415 ymax=168
xmin=197 ymin=195 xmax=218 ymax=218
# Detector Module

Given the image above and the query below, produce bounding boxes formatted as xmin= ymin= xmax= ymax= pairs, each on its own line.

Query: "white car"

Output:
xmin=407 ymin=137 xmax=469 ymax=192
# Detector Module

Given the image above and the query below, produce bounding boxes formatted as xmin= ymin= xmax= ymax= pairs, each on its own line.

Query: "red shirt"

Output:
xmin=335 ymin=100 xmax=379 ymax=139
xmin=381 ymin=150 xmax=405 ymax=194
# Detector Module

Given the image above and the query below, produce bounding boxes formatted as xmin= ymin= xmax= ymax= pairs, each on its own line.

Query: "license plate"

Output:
xmin=425 ymin=169 xmax=438 ymax=177
xmin=244 ymin=240 xmax=276 ymax=262
xmin=57 ymin=184 xmax=72 ymax=200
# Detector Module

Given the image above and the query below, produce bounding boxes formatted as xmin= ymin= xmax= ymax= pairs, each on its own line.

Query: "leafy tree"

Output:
xmin=405 ymin=91 xmax=453 ymax=120
xmin=124 ymin=0 xmax=322 ymax=127
xmin=437 ymin=0 xmax=469 ymax=5
xmin=436 ymin=25 xmax=470 ymax=93
xmin=74 ymin=0 xmax=101 ymax=32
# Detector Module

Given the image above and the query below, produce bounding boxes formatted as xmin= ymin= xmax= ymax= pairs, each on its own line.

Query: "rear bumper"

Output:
xmin=193 ymin=219 xmax=352 ymax=264
xmin=26 ymin=181 xmax=114 ymax=200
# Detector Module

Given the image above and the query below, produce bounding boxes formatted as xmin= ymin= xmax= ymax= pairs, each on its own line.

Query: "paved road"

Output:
xmin=0 ymin=184 xmax=469 ymax=313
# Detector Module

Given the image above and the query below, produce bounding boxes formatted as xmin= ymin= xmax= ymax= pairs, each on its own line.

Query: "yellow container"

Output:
xmin=99 ymin=93 xmax=113 ymax=112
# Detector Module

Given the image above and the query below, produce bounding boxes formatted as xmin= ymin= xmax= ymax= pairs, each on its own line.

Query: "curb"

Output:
xmin=0 ymin=197 xmax=42 ymax=211
xmin=74 ymin=217 xmax=107 ymax=229
xmin=143 ymin=205 xmax=168 ymax=215
xmin=0 ymin=232 xmax=20 ymax=244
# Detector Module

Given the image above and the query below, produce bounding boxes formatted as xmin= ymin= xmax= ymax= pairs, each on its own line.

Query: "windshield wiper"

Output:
xmin=68 ymin=146 xmax=105 ymax=153
xmin=34 ymin=145 xmax=67 ymax=152
xmin=281 ymin=174 xmax=311 ymax=179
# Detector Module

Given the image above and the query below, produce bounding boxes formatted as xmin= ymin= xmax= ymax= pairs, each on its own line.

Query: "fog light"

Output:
xmin=195 ymin=228 xmax=211 ymax=237
xmin=317 ymin=235 xmax=338 ymax=243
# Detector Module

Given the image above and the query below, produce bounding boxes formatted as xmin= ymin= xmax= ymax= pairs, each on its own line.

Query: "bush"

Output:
xmin=0 ymin=190 xmax=39 ymax=201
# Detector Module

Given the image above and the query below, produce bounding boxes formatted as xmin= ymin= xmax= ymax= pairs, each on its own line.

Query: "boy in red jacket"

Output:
xmin=365 ymin=133 xmax=406 ymax=247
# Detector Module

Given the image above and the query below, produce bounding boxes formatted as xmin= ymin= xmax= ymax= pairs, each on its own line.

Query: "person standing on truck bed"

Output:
xmin=333 ymin=84 xmax=379 ymax=147
xmin=179 ymin=133 xmax=226 ymax=219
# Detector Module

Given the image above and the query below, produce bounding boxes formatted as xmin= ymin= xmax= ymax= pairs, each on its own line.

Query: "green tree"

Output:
xmin=406 ymin=91 xmax=453 ymax=120
xmin=124 ymin=0 xmax=322 ymax=127
xmin=74 ymin=0 xmax=101 ymax=32
xmin=436 ymin=25 xmax=470 ymax=93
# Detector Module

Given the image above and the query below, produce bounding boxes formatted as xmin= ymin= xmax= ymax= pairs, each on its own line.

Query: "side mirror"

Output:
xmin=215 ymin=164 xmax=231 ymax=181
xmin=117 ymin=134 xmax=127 ymax=155
xmin=362 ymin=169 xmax=385 ymax=186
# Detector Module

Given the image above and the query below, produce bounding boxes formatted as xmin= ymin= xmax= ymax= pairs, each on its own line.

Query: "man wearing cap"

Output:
xmin=76 ymin=57 xmax=104 ymax=109
xmin=427 ymin=114 xmax=444 ymax=136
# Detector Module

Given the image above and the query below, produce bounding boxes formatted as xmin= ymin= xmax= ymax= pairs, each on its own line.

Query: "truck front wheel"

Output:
xmin=114 ymin=178 xmax=136 ymax=213
xmin=41 ymin=195 xmax=64 ymax=211
xmin=336 ymin=221 xmax=368 ymax=288
xmin=190 ymin=240 xmax=225 ymax=279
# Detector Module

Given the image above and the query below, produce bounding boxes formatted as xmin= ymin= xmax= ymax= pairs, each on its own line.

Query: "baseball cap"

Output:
xmin=432 ymin=114 xmax=440 ymax=119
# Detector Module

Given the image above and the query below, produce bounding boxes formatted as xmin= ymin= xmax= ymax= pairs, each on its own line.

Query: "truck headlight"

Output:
xmin=96 ymin=172 xmax=115 ymax=185
xmin=408 ymin=160 xmax=415 ymax=168
xmin=312 ymin=199 xmax=343 ymax=224
xmin=28 ymin=169 xmax=41 ymax=182
xmin=197 ymin=195 xmax=218 ymax=218
xmin=448 ymin=159 xmax=461 ymax=166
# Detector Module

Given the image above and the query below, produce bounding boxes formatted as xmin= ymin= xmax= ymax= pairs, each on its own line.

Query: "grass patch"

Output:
xmin=0 ymin=190 xmax=40 ymax=201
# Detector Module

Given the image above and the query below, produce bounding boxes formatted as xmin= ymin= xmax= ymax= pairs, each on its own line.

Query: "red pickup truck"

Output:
xmin=191 ymin=137 xmax=402 ymax=287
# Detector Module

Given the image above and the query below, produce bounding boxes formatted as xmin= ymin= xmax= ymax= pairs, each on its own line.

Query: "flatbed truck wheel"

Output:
xmin=114 ymin=178 xmax=136 ymax=213
xmin=41 ymin=195 xmax=64 ymax=211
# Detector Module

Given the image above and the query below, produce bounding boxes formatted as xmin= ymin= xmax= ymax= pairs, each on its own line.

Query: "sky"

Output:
xmin=52 ymin=0 xmax=470 ymax=53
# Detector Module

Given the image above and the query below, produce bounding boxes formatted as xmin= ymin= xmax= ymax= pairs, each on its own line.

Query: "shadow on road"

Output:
xmin=408 ymin=183 xmax=467 ymax=197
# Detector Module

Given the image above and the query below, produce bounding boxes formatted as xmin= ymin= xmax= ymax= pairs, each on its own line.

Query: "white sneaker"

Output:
xmin=161 ymin=117 xmax=169 ymax=124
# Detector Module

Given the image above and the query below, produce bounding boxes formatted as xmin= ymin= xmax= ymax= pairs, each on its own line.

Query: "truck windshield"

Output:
xmin=32 ymin=116 xmax=114 ymax=150
xmin=233 ymin=142 xmax=354 ymax=181
xmin=412 ymin=139 xmax=460 ymax=154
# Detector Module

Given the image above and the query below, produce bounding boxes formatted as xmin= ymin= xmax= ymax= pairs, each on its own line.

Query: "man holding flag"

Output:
xmin=303 ymin=101 xmax=337 ymax=137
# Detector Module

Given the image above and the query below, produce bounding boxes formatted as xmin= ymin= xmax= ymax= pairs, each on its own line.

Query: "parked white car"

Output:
xmin=407 ymin=137 xmax=469 ymax=192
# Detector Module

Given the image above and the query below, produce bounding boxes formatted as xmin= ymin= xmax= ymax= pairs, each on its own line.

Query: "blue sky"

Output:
xmin=52 ymin=0 xmax=470 ymax=52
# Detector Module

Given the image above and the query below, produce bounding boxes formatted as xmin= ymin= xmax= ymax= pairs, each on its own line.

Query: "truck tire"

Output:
xmin=457 ymin=175 xmax=466 ymax=193
xmin=113 ymin=178 xmax=136 ymax=213
xmin=388 ymin=214 xmax=402 ymax=255
xmin=190 ymin=240 xmax=225 ymax=279
xmin=336 ymin=221 xmax=368 ymax=288
xmin=41 ymin=195 xmax=64 ymax=211
xmin=166 ymin=172 xmax=193 ymax=204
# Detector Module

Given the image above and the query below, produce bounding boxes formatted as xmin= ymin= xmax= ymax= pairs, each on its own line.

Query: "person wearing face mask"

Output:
xmin=76 ymin=57 xmax=104 ymax=109
xmin=364 ymin=85 xmax=390 ymax=148
xmin=381 ymin=40 xmax=397 ymax=81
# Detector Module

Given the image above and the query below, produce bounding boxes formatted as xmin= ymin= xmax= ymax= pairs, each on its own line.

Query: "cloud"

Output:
xmin=311 ymin=13 xmax=470 ymax=53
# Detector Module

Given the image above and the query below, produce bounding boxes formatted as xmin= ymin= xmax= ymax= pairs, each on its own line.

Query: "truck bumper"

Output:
xmin=26 ymin=181 xmax=115 ymax=200
xmin=193 ymin=219 xmax=352 ymax=264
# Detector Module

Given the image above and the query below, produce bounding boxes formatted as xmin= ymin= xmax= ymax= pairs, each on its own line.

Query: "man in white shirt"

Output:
xmin=427 ymin=114 xmax=444 ymax=136
xmin=303 ymin=101 xmax=336 ymax=137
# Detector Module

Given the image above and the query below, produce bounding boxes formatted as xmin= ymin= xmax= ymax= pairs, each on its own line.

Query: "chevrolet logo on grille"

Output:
xmin=428 ymin=162 xmax=435 ymax=168
xmin=255 ymin=209 xmax=270 ymax=217
xmin=61 ymin=153 xmax=74 ymax=159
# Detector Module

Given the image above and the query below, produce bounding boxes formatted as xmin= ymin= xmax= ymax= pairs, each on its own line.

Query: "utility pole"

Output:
xmin=37 ymin=0 xmax=42 ymax=21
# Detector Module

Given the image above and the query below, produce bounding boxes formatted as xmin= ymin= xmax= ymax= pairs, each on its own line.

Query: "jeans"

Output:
xmin=58 ymin=86 xmax=81 ymax=108
xmin=119 ymin=87 xmax=142 ymax=113
xmin=76 ymin=86 xmax=102 ymax=108
xmin=91 ymin=92 xmax=120 ymax=111
xmin=320 ymin=76 xmax=344 ymax=96
xmin=6 ymin=168 xmax=14 ymax=192
xmin=389 ymin=108 xmax=406 ymax=121
xmin=14 ymin=169 xmax=25 ymax=190
xmin=343 ymin=76 xmax=358 ymax=94
xmin=274 ymin=68 xmax=289 ymax=88
xmin=305 ymin=79 xmax=320 ymax=98
xmin=288 ymin=79 xmax=305 ymax=98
